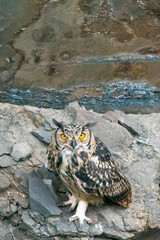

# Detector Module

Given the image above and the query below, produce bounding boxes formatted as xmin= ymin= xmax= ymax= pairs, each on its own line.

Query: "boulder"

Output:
xmin=28 ymin=170 xmax=62 ymax=217
xmin=11 ymin=142 xmax=33 ymax=161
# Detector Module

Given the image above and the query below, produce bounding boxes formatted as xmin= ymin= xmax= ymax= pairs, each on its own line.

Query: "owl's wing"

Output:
xmin=74 ymin=137 xmax=132 ymax=207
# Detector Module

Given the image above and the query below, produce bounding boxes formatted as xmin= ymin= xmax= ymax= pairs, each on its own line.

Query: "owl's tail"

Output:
xmin=104 ymin=181 xmax=132 ymax=208
xmin=111 ymin=183 xmax=132 ymax=208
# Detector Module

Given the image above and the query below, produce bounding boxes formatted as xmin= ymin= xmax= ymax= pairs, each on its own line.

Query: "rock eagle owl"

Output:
xmin=47 ymin=118 xmax=132 ymax=225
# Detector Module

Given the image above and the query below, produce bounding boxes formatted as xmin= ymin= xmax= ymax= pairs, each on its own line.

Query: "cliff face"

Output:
xmin=0 ymin=102 xmax=159 ymax=240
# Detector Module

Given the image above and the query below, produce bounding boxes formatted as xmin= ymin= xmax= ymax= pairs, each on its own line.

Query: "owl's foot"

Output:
xmin=69 ymin=214 xmax=92 ymax=226
xmin=61 ymin=193 xmax=77 ymax=211
xmin=69 ymin=200 xmax=92 ymax=226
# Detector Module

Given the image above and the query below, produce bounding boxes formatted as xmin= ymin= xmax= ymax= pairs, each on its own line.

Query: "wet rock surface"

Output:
xmin=0 ymin=81 xmax=160 ymax=114
xmin=0 ymin=102 xmax=159 ymax=240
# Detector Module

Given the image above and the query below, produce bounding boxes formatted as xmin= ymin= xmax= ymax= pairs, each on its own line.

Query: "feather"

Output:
xmin=74 ymin=138 xmax=132 ymax=207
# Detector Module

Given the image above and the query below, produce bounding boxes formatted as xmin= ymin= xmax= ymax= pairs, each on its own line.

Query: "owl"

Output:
xmin=47 ymin=118 xmax=132 ymax=225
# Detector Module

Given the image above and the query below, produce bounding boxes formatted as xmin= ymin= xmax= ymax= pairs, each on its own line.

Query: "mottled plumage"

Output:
xmin=47 ymin=118 xmax=132 ymax=225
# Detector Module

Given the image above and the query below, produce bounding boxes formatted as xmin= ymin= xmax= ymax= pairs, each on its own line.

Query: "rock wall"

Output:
xmin=0 ymin=102 xmax=159 ymax=240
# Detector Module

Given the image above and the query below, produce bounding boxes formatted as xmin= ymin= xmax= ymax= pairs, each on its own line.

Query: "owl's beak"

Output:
xmin=70 ymin=138 xmax=76 ymax=149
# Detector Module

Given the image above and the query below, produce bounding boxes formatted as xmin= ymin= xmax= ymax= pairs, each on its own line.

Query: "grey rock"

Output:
xmin=0 ymin=196 xmax=17 ymax=218
xmin=14 ymin=166 xmax=32 ymax=182
xmin=29 ymin=210 xmax=45 ymax=225
xmin=0 ymin=173 xmax=10 ymax=192
xmin=54 ymin=217 xmax=77 ymax=234
xmin=44 ymin=122 xmax=52 ymax=131
xmin=38 ymin=165 xmax=64 ymax=198
xmin=32 ymin=127 xmax=52 ymax=144
xmin=0 ymin=117 xmax=11 ymax=132
xmin=11 ymin=142 xmax=33 ymax=161
xmin=103 ymin=110 xmax=142 ymax=136
xmin=38 ymin=165 xmax=57 ymax=181
xmin=28 ymin=170 xmax=62 ymax=217
xmin=0 ymin=142 xmax=12 ymax=156
xmin=0 ymin=155 xmax=16 ymax=167
xmin=43 ymin=179 xmax=58 ymax=203
xmin=10 ymin=213 xmax=22 ymax=226
xmin=0 ymin=220 xmax=10 ymax=240
xmin=19 ymin=179 xmax=29 ymax=193
xmin=21 ymin=210 xmax=37 ymax=229
xmin=0 ymin=197 xmax=10 ymax=218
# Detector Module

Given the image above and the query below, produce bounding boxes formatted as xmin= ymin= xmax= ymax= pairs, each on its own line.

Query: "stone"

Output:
xmin=21 ymin=210 xmax=37 ymax=229
xmin=19 ymin=179 xmax=29 ymax=193
xmin=28 ymin=210 xmax=45 ymax=225
xmin=32 ymin=127 xmax=52 ymax=144
xmin=0 ymin=173 xmax=10 ymax=192
xmin=11 ymin=142 xmax=33 ymax=161
xmin=0 ymin=117 xmax=11 ymax=132
xmin=103 ymin=110 xmax=142 ymax=136
xmin=38 ymin=165 xmax=63 ymax=198
xmin=38 ymin=165 xmax=57 ymax=182
xmin=0 ymin=220 xmax=10 ymax=240
xmin=0 ymin=155 xmax=16 ymax=167
xmin=10 ymin=213 xmax=22 ymax=226
xmin=0 ymin=142 xmax=12 ymax=156
xmin=0 ymin=197 xmax=11 ymax=218
xmin=14 ymin=166 xmax=32 ymax=182
xmin=28 ymin=170 xmax=62 ymax=217
xmin=0 ymin=196 xmax=17 ymax=218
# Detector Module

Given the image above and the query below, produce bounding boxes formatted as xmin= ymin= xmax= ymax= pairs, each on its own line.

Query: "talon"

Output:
xmin=69 ymin=214 xmax=92 ymax=226
xmin=60 ymin=194 xmax=77 ymax=210
xmin=69 ymin=200 xmax=92 ymax=226
xmin=68 ymin=206 xmax=74 ymax=213
xmin=69 ymin=214 xmax=79 ymax=222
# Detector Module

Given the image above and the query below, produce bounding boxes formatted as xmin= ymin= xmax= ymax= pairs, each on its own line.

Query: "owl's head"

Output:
xmin=52 ymin=118 xmax=96 ymax=152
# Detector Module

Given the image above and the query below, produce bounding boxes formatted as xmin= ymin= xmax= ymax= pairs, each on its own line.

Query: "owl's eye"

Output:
xmin=79 ymin=133 xmax=86 ymax=139
xmin=60 ymin=134 xmax=68 ymax=140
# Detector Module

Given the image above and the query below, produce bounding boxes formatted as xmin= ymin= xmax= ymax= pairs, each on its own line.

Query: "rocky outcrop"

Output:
xmin=0 ymin=102 xmax=159 ymax=240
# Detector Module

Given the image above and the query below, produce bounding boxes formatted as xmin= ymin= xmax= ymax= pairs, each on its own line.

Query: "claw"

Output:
xmin=69 ymin=200 xmax=92 ymax=226
xmin=60 ymin=193 xmax=77 ymax=210
xmin=69 ymin=214 xmax=92 ymax=226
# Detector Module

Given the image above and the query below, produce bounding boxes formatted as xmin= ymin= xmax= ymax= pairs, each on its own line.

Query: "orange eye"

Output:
xmin=60 ymin=134 xmax=68 ymax=140
xmin=79 ymin=133 xmax=86 ymax=139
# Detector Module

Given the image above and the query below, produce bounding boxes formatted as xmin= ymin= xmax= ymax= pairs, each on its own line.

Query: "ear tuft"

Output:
xmin=84 ymin=122 xmax=97 ymax=128
xmin=52 ymin=118 xmax=63 ymax=129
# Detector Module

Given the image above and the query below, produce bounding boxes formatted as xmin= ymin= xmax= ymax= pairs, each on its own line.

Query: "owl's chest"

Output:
xmin=57 ymin=149 xmax=74 ymax=178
